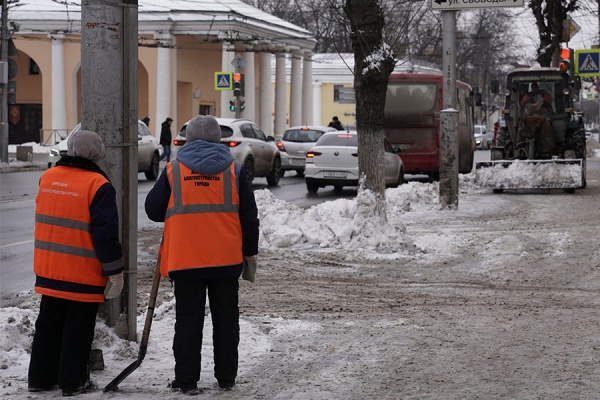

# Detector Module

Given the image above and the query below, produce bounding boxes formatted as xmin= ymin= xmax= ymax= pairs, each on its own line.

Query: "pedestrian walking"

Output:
xmin=28 ymin=129 xmax=125 ymax=396
xmin=328 ymin=116 xmax=344 ymax=130
xmin=145 ymin=115 xmax=259 ymax=395
xmin=142 ymin=116 xmax=151 ymax=126
xmin=160 ymin=117 xmax=173 ymax=162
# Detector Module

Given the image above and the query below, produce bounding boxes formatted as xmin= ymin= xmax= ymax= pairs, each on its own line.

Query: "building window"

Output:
xmin=334 ymin=85 xmax=343 ymax=102
xmin=29 ymin=58 xmax=40 ymax=75
xmin=199 ymin=104 xmax=213 ymax=115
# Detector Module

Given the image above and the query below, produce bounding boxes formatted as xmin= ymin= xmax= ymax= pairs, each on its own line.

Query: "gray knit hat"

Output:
xmin=67 ymin=129 xmax=106 ymax=162
xmin=186 ymin=115 xmax=221 ymax=143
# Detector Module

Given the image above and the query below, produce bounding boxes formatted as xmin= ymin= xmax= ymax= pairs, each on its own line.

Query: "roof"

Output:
xmin=8 ymin=0 xmax=316 ymax=51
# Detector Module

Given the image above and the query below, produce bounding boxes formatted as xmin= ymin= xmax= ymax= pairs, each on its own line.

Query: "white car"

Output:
xmin=276 ymin=125 xmax=337 ymax=176
xmin=172 ymin=117 xmax=281 ymax=186
xmin=48 ymin=120 xmax=163 ymax=180
xmin=304 ymin=131 xmax=404 ymax=193
xmin=474 ymin=125 xmax=491 ymax=150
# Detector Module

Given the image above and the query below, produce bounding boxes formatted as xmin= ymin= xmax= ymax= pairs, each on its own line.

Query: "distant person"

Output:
xmin=145 ymin=115 xmax=259 ymax=395
xmin=160 ymin=117 xmax=173 ymax=162
xmin=142 ymin=116 xmax=151 ymax=127
xmin=28 ymin=129 xmax=124 ymax=396
xmin=328 ymin=116 xmax=344 ymax=131
xmin=520 ymin=82 xmax=552 ymax=115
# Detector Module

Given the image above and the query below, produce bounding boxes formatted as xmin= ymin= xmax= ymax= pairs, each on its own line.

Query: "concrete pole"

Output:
xmin=259 ymin=52 xmax=272 ymax=136
xmin=82 ymin=0 xmax=138 ymax=337
xmin=440 ymin=10 xmax=458 ymax=208
xmin=0 ymin=0 xmax=8 ymax=163
xmin=274 ymin=53 xmax=287 ymax=135
xmin=289 ymin=50 xmax=302 ymax=127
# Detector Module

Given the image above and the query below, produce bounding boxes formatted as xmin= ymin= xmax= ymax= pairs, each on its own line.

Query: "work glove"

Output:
xmin=104 ymin=272 xmax=124 ymax=300
xmin=242 ymin=256 xmax=257 ymax=283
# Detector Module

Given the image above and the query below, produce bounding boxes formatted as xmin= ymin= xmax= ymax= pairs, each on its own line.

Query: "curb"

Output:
xmin=0 ymin=163 xmax=47 ymax=173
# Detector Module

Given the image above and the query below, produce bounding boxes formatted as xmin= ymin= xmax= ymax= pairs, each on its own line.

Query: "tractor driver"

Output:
xmin=520 ymin=82 xmax=553 ymax=115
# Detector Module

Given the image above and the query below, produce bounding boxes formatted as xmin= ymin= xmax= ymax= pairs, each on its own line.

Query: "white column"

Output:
xmin=302 ymin=51 xmax=313 ymax=125
xmin=313 ymin=82 xmax=322 ymax=127
xmin=274 ymin=53 xmax=287 ymax=135
xmin=171 ymin=36 xmax=178 ymax=132
xmin=289 ymin=50 xmax=302 ymax=127
xmin=221 ymin=43 xmax=235 ymax=118
xmin=259 ymin=52 xmax=273 ymax=136
xmin=155 ymin=33 xmax=172 ymax=139
xmin=242 ymin=51 xmax=256 ymax=121
xmin=50 ymin=34 xmax=67 ymax=134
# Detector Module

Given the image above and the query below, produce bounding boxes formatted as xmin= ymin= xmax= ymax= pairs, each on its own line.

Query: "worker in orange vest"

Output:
xmin=28 ymin=129 xmax=124 ymax=396
xmin=145 ymin=115 xmax=259 ymax=395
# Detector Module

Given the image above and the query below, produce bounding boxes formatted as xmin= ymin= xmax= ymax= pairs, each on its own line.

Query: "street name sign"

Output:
xmin=431 ymin=0 xmax=524 ymax=10
xmin=214 ymin=72 xmax=232 ymax=91
xmin=575 ymin=49 xmax=600 ymax=77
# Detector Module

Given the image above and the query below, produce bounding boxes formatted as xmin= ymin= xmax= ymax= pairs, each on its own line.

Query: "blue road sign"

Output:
xmin=575 ymin=50 xmax=600 ymax=77
xmin=214 ymin=72 xmax=233 ymax=90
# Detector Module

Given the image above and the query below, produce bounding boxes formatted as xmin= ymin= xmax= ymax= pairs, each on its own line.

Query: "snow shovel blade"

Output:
xmin=103 ymin=256 xmax=162 ymax=392
xmin=475 ymin=159 xmax=584 ymax=190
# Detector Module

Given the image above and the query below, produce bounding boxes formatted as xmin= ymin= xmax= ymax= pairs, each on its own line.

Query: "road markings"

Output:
xmin=0 ymin=239 xmax=34 ymax=249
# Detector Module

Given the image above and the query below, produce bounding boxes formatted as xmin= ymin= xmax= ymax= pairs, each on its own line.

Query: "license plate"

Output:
xmin=323 ymin=171 xmax=348 ymax=178
xmin=290 ymin=158 xmax=305 ymax=165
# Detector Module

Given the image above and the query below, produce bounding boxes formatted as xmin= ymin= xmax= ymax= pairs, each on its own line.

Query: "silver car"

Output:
xmin=47 ymin=120 xmax=163 ymax=180
xmin=276 ymin=126 xmax=337 ymax=176
xmin=172 ymin=117 xmax=281 ymax=186
xmin=304 ymin=131 xmax=404 ymax=193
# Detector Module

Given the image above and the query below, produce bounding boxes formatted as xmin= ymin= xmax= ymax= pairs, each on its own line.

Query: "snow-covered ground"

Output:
xmin=1 ymin=139 xmax=600 ymax=399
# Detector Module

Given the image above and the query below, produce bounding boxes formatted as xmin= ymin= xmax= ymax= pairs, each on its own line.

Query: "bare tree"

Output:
xmin=344 ymin=0 xmax=395 ymax=218
xmin=529 ymin=0 xmax=580 ymax=67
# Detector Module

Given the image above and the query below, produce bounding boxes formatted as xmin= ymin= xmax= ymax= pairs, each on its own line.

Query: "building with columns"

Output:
xmin=6 ymin=0 xmax=316 ymax=144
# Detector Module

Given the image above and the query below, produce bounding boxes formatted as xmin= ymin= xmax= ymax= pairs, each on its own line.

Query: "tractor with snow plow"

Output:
xmin=475 ymin=66 xmax=586 ymax=193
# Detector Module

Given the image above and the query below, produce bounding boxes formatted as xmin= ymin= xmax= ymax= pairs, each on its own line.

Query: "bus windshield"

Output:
xmin=385 ymin=83 xmax=438 ymax=116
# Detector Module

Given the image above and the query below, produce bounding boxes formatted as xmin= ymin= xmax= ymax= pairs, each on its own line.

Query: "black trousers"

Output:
xmin=173 ymin=277 xmax=239 ymax=385
xmin=28 ymin=295 xmax=99 ymax=389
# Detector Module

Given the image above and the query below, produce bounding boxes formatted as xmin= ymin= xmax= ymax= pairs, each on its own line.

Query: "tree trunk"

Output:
xmin=344 ymin=0 xmax=395 ymax=217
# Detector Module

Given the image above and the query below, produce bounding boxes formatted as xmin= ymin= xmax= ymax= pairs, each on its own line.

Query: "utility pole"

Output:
xmin=0 ymin=0 xmax=9 ymax=164
xmin=81 ymin=0 xmax=138 ymax=340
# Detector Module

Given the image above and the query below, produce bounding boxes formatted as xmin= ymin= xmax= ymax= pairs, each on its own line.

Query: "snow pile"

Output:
xmin=8 ymin=143 xmax=52 ymax=154
xmin=475 ymin=160 xmax=583 ymax=189
xmin=255 ymin=180 xmax=442 ymax=258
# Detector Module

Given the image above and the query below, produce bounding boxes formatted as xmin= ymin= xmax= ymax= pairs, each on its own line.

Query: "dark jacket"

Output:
xmin=160 ymin=121 xmax=172 ymax=146
xmin=144 ymin=140 xmax=260 ymax=281
xmin=328 ymin=120 xmax=343 ymax=130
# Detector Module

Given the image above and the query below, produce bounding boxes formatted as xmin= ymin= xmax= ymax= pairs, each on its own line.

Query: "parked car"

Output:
xmin=172 ymin=117 xmax=281 ymax=186
xmin=48 ymin=120 xmax=163 ymax=180
xmin=304 ymin=131 xmax=404 ymax=193
xmin=276 ymin=125 xmax=337 ymax=176
xmin=474 ymin=125 xmax=490 ymax=150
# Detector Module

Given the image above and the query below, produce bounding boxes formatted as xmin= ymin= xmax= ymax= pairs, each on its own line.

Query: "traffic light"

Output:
xmin=240 ymin=100 xmax=245 ymax=112
xmin=229 ymin=100 xmax=235 ymax=112
xmin=233 ymin=73 xmax=243 ymax=97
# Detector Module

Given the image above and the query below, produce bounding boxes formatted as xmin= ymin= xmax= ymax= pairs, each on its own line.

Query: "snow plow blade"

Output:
xmin=475 ymin=159 xmax=584 ymax=190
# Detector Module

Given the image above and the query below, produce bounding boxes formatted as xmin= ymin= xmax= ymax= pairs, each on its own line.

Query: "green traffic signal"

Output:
xmin=229 ymin=100 xmax=235 ymax=112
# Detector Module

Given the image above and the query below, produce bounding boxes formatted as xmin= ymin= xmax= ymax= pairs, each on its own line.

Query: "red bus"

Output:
xmin=383 ymin=73 xmax=475 ymax=180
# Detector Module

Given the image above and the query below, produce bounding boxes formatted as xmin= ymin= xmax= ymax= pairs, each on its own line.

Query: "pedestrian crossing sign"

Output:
xmin=575 ymin=49 xmax=600 ymax=77
xmin=214 ymin=72 xmax=233 ymax=90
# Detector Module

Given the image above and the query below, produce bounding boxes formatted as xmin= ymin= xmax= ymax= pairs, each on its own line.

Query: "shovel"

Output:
xmin=103 ymin=253 xmax=162 ymax=392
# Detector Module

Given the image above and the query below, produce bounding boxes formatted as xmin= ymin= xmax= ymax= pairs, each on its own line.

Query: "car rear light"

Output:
xmin=173 ymin=139 xmax=186 ymax=146
xmin=337 ymin=134 xmax=353 ymax=138
xmin=276 ymin=141 xmax=286 ymax=152
xmin=305 ymin=151 xmax=321 ymax=158
xmin=222 ymin=140 xmax=242 ymax=148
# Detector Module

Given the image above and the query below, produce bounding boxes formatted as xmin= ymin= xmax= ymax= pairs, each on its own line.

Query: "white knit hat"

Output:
xmin=67 ymin=129 xmax=106 ymax=162
xmin=186 ymin=115 xmax=221 ymax=143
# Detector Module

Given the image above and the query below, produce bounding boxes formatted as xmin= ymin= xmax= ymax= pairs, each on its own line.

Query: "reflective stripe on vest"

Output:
xmin=34 ymin=166 xmax=109 ymax=302
xmin=161 ymin=160 xmax=243 ymax=276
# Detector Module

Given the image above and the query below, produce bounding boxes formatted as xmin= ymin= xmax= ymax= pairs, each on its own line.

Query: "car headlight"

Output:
xmin=50 ymin=149 xmax=60 ymax=157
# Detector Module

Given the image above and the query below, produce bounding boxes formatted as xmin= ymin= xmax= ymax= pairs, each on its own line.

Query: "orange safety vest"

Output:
xmin=160 ymin=160 xmax=243 ymax=277
xmin=34 ymin=166 xmax=110 ymax=302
